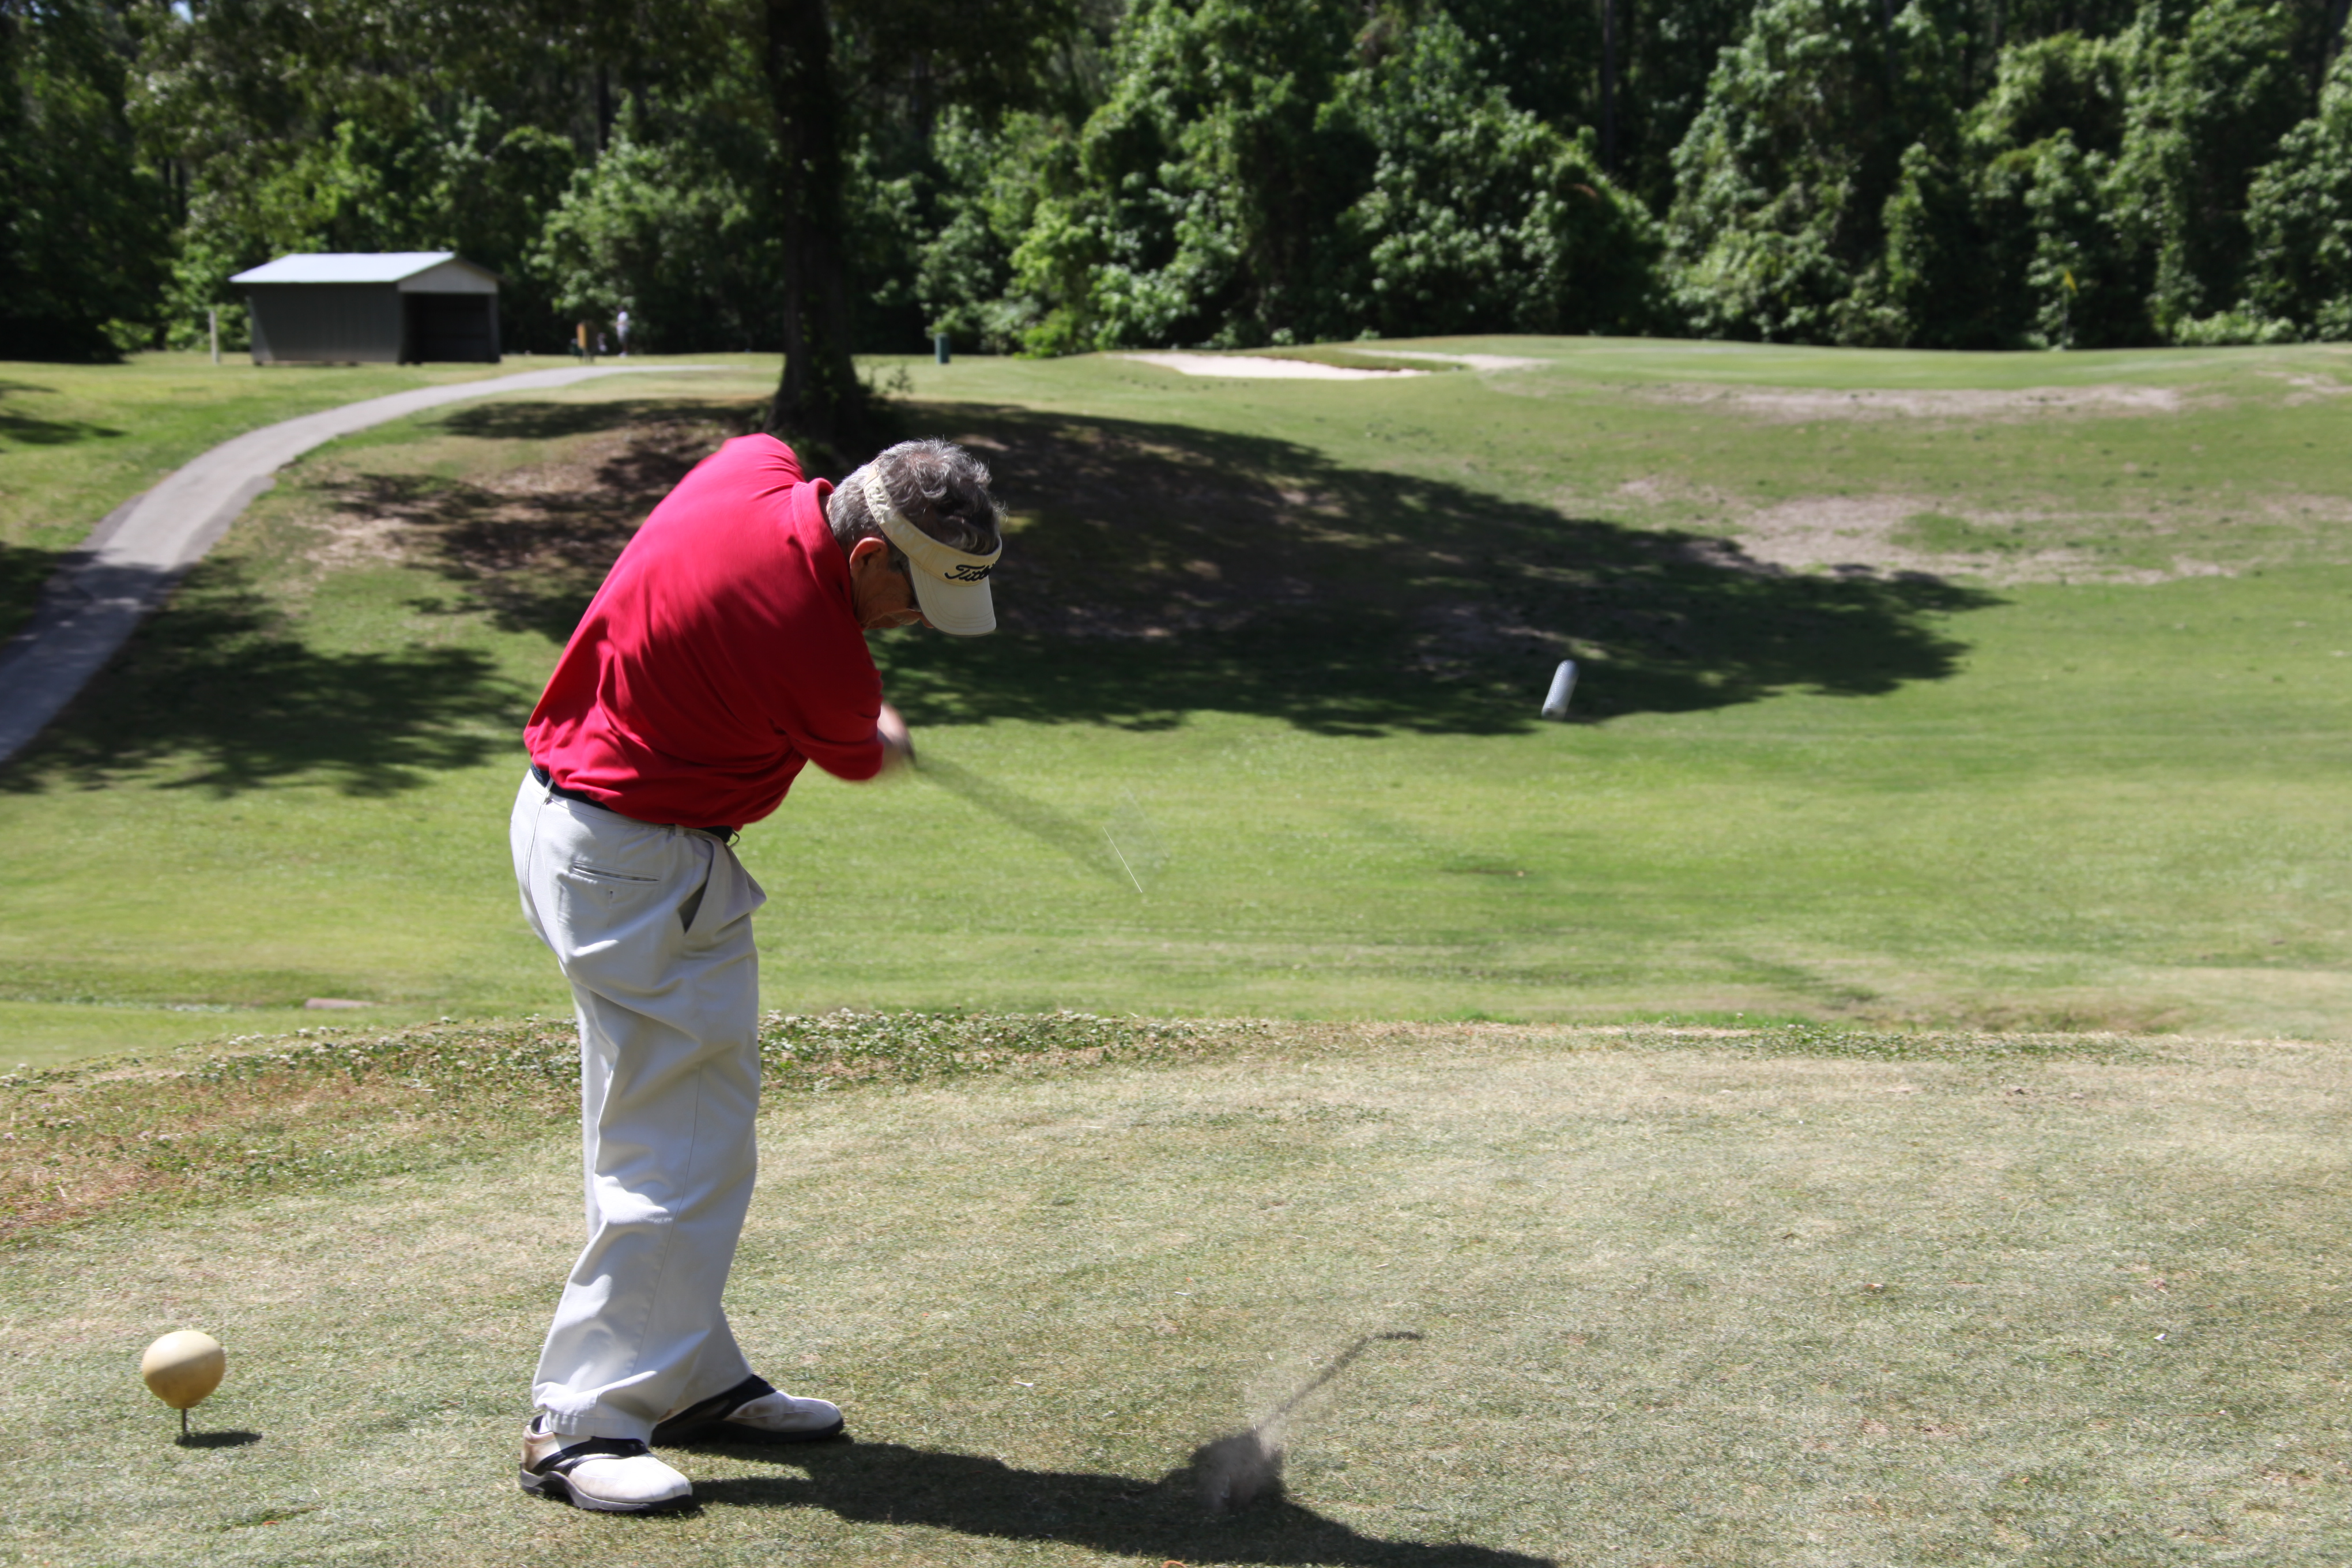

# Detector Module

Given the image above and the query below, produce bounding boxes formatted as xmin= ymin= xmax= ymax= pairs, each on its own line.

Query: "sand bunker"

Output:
xmin=1641 ymin=383 xmax=2190 ymax=423
xmin=1373 ymin=349 xmax=1546 ymax=371
xmin=1118 ymin=352 xmax=1424 ymax=380
xmin=1118 ymin=349 xmax=1547 ymax=378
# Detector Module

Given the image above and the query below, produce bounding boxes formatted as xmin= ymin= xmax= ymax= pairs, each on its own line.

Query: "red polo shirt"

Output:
xmin=523 ymin=435 xmax=887 ymax=829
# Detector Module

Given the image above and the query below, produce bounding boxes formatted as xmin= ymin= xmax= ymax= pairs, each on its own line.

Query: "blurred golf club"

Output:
xmin=1187 ymin=1330 xmax=1426 ymax=1514
xmin=910 ymin=753 xmax=1148 ymax=894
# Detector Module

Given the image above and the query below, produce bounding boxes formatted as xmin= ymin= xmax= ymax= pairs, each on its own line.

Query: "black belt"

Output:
xmin=531 ymin=764 xmax=738 ymax=842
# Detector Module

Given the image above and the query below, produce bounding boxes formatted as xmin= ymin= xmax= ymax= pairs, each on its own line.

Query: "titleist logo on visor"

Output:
xmin=861 ymin=468 xmax=1001 ymax=579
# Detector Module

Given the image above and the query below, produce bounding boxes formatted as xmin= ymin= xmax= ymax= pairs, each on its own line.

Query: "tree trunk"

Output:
xmin=1599 ymin=0 xmax=1618 ymax=177
xmin=0 ymin=3 xmax=22 ymax=336
xmin=763 ymin=0 xmax=865 ymax=447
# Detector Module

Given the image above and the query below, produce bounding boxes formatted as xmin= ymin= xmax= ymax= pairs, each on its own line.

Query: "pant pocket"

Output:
xmin=552 ymin=864 xmax=692 ymax=996
xmin=557 ymin=864 xmax=663 ymax=918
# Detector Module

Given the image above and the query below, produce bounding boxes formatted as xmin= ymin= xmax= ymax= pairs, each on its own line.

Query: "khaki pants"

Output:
xmin=509 ymin=770 xmax=768 ymax=1441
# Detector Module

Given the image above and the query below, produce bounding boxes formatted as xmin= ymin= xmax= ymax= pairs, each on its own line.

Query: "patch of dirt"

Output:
xmin=305 ymin=513 xmax=409 ymax=571
xmin=1725 ymin=495 xmax=2149 ymax=584
xmin=1610 ymin=481 xmax=2352 ymax=585
xmin=2259 ymin=371 xmax=2352 ymax=405
xmin=298 ymin=408 xmax=742 ymax=640
xmin=1637 ymin=383 xmax=2196 ymax=424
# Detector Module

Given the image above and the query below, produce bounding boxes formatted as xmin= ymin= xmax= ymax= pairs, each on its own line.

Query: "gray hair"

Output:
xmin=826 ymin=439 xmax=1002 ymax=573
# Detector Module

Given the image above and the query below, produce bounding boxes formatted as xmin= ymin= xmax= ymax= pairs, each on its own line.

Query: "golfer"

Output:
xmin=508 ymin=434 xmax=1004 ymax=1512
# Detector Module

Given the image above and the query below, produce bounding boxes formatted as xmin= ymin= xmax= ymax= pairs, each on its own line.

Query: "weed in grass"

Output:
xmin=0 ymin=1011 xmax=1263 ymax=1238
xmin=0 ymin=1011 xmax=2163 ymax=1242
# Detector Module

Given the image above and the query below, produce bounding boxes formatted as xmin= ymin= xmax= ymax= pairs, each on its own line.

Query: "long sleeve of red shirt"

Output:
xmin=523 ymin=435 xmax=886 ymax=829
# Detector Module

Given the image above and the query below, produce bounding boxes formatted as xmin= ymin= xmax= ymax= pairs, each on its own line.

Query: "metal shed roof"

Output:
xmin=229 ymin=252 xmax=499 ymax=287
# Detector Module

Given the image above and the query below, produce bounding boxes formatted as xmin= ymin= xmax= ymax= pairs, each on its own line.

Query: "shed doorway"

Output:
xmin=404 ymin=293 xmax=499 ymax=363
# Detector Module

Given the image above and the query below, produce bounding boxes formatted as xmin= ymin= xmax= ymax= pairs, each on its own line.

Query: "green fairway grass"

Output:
xmin=3 ymin=1022 xmax=2346 ymax=1565
xmin=0 ymin=351 xmax=615 ymax=643
xmin=1 ymin=341 xmax=2349 ymax=1064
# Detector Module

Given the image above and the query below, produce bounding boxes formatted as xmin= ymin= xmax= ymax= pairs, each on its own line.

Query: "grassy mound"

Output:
xmin=2 ymin=342 xmax=2351 ymax=1064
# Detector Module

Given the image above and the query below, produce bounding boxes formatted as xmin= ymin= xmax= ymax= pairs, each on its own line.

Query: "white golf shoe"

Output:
xmin=519 ymin=1416 xmax=693 ymax=1513
xmin=651 ymin=1374 xmax=845 ymax=1445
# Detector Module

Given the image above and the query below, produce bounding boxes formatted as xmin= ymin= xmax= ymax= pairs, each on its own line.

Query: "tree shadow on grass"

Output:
xmin=433 ymin=395 xmax=755 ymax=445
xmin=396 ymin=399 xmax=1996 ymax=737
xmin=0 ymin=553 xmax=527 ymax=797
xmin=864 ymin=403 xmax=1997 ymax=735
xmin=693 ymin=1438 xmax=1552 ymax=1567
xmin=0 ymin=541 xmax=69 ymax=644
xmin=349 ymin=398 xmax=762 ymax=644
xmin=0 ymin=399 xmax=745 ymax=796
xmin=0 ymin=380 xmax=126 ymax=446
xmin=0 ymin=392 xmax=2002 ymax=793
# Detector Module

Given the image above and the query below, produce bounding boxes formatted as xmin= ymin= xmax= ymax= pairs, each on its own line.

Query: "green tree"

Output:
xmin=2 ymin=0 xmax=168 ymax=359
xmin=533 ymin=101 xmax=781 ymax=353
xmin=1880 ymin=31 xmax=2136 ymax=346
xmin=762 ymin=0 xmax=1092 ymax=442
xmin=2243 ymin=42 xmax=2352 ymax=336
xmin=1009 ymin=0 xmax=1364 ymax=352
xmin=2020 ymin=125 xmax=2149 ymax=344
xmin=2109 ymin=0 xmax=2312 ymax=337
xmin=1311 ymin=13 xmax=1659 ymax=338
xmin=1011 ymin=1 xmax=1655 ymax=353
xmin=129 ymin=0 xmax=635 ymax=350
xmin=1618 ymin=0 xmax=1758 ymax=212
xmin=1665 ymin=0 xmax=1960 ymax=344
xmin=914 ymin=108 xmax=1066 ymax=352
xmin=1439 ymin=0 xmax=1599 ymax=135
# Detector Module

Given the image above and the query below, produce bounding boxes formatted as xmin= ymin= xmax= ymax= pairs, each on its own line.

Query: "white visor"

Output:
xmin=861 ymin=468 xmax=1000 ymax=636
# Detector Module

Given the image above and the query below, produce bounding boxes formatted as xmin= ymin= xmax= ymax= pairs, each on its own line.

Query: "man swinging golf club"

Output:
xmin=508 ymin=434 xmax=1002 ymax=1512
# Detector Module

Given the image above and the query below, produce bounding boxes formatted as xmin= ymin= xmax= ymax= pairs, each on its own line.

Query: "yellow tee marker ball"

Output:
xmin=140 ymin=1330 xmax=225 ymax=1412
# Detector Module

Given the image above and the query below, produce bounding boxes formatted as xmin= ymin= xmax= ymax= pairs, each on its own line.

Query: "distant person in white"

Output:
xmin=616 ymin=308 xmax=631 ymax=357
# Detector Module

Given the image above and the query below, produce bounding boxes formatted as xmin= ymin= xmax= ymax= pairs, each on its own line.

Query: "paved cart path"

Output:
xmin=0 ymin=363 xmax=717 ymax=766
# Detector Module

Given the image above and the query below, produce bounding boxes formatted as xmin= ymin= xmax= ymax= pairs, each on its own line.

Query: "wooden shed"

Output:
xmin=229 ymin=252 xmax=502 ymax=364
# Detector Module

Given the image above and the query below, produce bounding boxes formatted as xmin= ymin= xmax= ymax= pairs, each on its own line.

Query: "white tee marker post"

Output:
xmin=1541 ymin=659 xmax=1578 ymax=720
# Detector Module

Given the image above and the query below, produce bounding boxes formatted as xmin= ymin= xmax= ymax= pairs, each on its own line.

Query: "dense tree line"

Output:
xmin=8 ymin=0 xmax=2352 ymax=401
